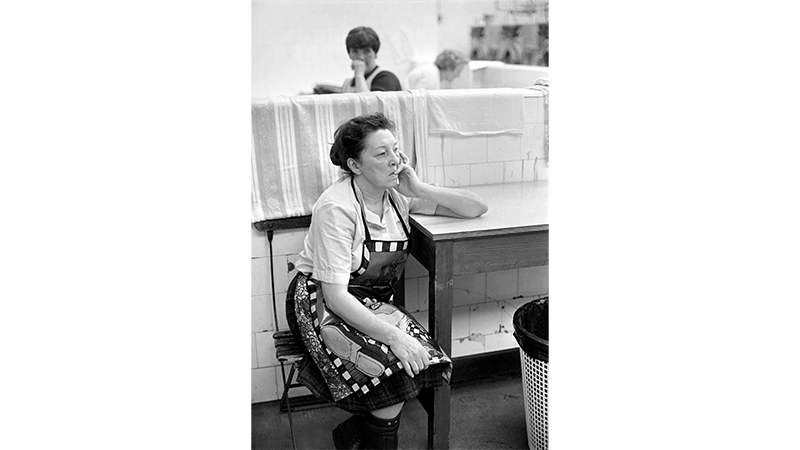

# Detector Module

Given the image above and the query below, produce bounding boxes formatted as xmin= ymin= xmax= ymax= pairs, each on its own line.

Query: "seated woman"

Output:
xmin=406 ymin=49 xmax=471 ymax=90
xmin=341 ymin=26 xmax=403 ymax=93
xmin=434 ymin=49 xmax=471 ymax=89
xmin=286 ymin=113 xmax=487 ymax=449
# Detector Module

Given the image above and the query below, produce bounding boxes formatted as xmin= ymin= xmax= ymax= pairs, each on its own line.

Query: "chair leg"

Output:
xmin=279 ymin=362 xmax=298 ymax=450
xmin=417 ymin=387 xmax=434 ymax=416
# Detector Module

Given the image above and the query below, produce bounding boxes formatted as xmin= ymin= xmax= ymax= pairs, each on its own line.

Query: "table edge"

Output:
xmin=410 ymin=216 xmax=549 ymax=241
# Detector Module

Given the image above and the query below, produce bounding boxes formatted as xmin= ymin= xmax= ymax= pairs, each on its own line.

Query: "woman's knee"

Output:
xmin=370 ymin=402 xmax=404 ymax=419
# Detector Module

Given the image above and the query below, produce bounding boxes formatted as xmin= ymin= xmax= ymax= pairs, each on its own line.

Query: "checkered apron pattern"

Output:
xmin=289 ymin=179 xmax=452 ymax=408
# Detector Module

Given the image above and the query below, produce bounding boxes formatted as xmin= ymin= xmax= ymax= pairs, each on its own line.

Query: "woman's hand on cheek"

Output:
xmin=395 ymin=163 xmax=424 ymax=198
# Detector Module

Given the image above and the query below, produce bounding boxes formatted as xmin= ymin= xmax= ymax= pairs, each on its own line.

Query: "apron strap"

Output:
xmin=386 ymin=191 xmax=410 ymax=238
xmin=350 ymin=177 xmax=409 ymax=240
xmin=350 ymin=177 xmax=372 ymax=242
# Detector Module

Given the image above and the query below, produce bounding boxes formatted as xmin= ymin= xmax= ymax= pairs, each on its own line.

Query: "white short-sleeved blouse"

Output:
xmin=294 ymin=176 xmax=437 ymax=285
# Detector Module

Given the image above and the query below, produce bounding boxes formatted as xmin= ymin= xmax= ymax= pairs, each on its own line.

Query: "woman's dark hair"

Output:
xmin=345 ymin=26 xmax=381 ymax=54
xmin=330 ymin=113 xmax=396 ymax=173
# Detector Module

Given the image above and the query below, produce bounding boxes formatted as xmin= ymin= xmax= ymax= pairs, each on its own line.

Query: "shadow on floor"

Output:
xmin=252 ymin=373 xmax=529 ymax=450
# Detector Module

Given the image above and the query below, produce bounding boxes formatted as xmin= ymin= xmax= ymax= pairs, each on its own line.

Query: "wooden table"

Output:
xmin=408 ymin=180 xmax=549 ymax=449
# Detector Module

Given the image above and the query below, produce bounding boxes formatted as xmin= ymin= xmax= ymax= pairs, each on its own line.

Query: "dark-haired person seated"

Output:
xmin=286 ymin=113 xmax=487 ymax=449
xmin=341 ymin=26 xmax=403 ymax=93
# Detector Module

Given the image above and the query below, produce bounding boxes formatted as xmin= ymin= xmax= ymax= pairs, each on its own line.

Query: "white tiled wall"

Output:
xmin=251 ymin=227 xmax=309 ymax=404
xmin=251 ymin=91 xmax=548 ymax=404
xmin=404 ymin=255 xmax=547 ymax=360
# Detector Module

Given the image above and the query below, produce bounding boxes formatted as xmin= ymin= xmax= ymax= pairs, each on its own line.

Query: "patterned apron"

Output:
xmin=289 ymin=178 xmax=451 ymax=402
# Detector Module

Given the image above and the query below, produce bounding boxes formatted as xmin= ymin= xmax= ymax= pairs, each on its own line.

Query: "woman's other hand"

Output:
xmin=387 ymin=330 xmax=431 ymax=378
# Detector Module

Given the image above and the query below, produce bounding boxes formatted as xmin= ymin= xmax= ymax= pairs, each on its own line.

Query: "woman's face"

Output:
xmin=350 ymin=129 xmax=401 ymax=192
xmin=349 ymin=47 xmax=377 ymax=71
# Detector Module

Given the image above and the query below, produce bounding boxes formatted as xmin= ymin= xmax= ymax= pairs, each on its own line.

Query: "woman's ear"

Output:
xmin=347 ymin=157 xmax=361 ymax=175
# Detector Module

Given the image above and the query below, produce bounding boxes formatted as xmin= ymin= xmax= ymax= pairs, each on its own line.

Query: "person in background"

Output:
xmin=434 ymin=49 xmax=471 ymax=89
xmin=408 ymin=50 xmax=469 ymax=90
xmin=341 ymin=26 xmax=403 ymax=93
xmin=405 ymin=59 xmax=441 ymax=90
xmin=286 ymin=113 xmax=487 ymax=449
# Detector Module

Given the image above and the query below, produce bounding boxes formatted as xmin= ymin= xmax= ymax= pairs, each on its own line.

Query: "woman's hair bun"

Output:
xmin=329 ymin=113 xmax=396 ymax=173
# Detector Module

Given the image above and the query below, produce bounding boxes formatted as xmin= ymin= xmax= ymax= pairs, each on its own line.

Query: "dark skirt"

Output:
xmin=295 ymin=352 xmax=448 ymax=413
xmin=287 ymin=272 xmax=451 ymax=413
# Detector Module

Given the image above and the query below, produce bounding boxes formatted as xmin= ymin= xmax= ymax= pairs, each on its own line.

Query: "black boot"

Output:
xmin=332 ymin=413 xmax=364 ymax=450
xmin=361 ymin=412 xmax=401 ymax=450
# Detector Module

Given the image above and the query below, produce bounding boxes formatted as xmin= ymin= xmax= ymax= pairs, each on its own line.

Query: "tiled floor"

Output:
xmin=252 ymin=373 xmax=530 ymax=450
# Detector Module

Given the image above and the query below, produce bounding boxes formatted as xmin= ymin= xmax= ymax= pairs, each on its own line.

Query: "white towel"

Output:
xmin=251 ymin=92 xmax=417 ymax=222
xmin=529 ymin=79 xmax=549 ymax=162
xmin=410 ymin=89 xmax=429 ymax=183
xmin=425 ymin=88 xmax=524 ymax=136
xmin=251 ymin=95 xmax=310 ymax=222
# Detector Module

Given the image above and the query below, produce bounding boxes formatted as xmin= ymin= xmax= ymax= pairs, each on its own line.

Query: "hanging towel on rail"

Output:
xmin=424 ymin=88 xmax=524 ymax=136
xmin=251 ymin=92 xmax=418 ymax=222
xmin=529 ymin=77 xmax=549 ymax=162
xmin=410 ymin=89 xmax=430 ymax=184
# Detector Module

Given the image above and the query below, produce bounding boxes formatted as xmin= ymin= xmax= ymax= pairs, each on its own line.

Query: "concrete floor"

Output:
xmin=252 ymin=373 xmax=530 ymax=450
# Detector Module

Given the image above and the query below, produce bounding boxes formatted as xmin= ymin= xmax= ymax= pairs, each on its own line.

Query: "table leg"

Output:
xmin=428 ymin=241 xmax=453 ymax=450
xmin=395 ymin=271 xmax=405 ymax=308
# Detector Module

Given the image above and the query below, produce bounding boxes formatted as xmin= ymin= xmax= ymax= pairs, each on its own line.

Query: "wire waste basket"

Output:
xmin=513 ymin=296 xmax=548 ymax=450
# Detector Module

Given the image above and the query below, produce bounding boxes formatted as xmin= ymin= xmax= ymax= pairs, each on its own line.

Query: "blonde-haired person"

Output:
xmin=407 ymin=49 xmax=472 ymax=90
